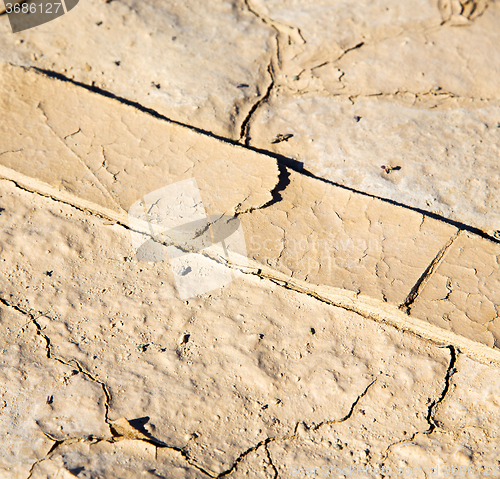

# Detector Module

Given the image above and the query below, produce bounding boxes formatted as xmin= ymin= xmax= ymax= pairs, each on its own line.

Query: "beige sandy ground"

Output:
xmin=1 ymin=0 xmax=500 ymax=478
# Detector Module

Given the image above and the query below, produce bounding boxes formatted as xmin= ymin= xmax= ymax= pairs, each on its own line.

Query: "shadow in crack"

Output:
xmin=68 ymin=466 xmax=85 ymax=476
xmin=260 ymin=161 xmax=291 ymax=210
xmin=128 ymin=416 xmax=155 ymax=437
xmin=110 ymin=416 xmax=169 ymax=446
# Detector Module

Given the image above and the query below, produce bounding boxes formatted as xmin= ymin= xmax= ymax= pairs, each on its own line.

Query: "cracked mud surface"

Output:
xmin=1 ymin=0 xmax=500 ymax=476
xmin=0 ymin=180 xmax=463 ymax=477
xmin=0 ymin=0 xmax=274 ymax=140
xmin=242 ymin=0 xmax=500 ymax=234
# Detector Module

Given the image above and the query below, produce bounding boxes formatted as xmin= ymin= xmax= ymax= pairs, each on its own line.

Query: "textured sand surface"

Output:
xmin=1 ymin=0 xmax=500 ymax=477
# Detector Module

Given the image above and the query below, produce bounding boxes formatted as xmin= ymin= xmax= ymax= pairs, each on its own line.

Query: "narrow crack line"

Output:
xmin=217 ymin=439 xmax=274 ymax=477
xmin=217 ymin=426 xmax=302 ymax=478
xmin=265 ymin=444 xmax=279 ymax=479
xmin=217 ymin=381 xmax=377 ymax=477
xmin=264 ymin=275 xmax=381 ymax=324
xmin=243 ymin=0 xmax=305 ymax=45
xmin=0 ymin=174 xmax=116 ymax=223
xmin=67 ymin=358 xmax=113 ymax=428
xmin=0 ymin=148 xmax=23 ymax=157
xmin=399 ymin=231 xmax=461 ymax=314
xmin=36 ymin=102 xmax=123 ymax=211
xmin=29 ymin=66 xmax=228 ymax=142
xmin=310 ymin=89 xmax=493 ymax=103
xmin=27 ymin=64 xmax=284 ymax=164
xmin=379 ymin=345 xmax=459 ymax=466
xmin=63 ymin=127 xmax=81 ymax=140
xmin=239 ymin=62 xmax=275 ymax=145
xmin=424 ymin=345 xmax=457 ymax=434
xmin=26 ymin=431 xmax=101 ymax=475
xmin=3 ymin=282 xmax=262 ymax=477
xmin=41 ymin=433 xmax=65 ymax=456
xmin=26 ymin=450 xmax=52 ymax=479
xmin=239 ymin=0 xmax=295 ymax=148
xmin=335 ymin=41 xmax=365 ymax=61
xmin=313 ymin=378 xmax=377 ymax=431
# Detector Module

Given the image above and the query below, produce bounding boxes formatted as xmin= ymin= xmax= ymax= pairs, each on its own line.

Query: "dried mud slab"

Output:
xmin=241 ymin=171 xmax=457 ymax=304
xmin=0 ymin=306 xmax=107 ymax=478
xmin=265 ymin=355 xmax=500 ymax=478
xmin=410 ymin=231 xmax=500 ymax=348
xmin=0 ymin=0 xmax=274 ymax=139
xmin=3 ymin=147 xmax=500 ymax=361
xmin=246 ymin=91 xmax=500 ymax=235
xmin=0 ymin=62 xmax=279 ymax=215
xmin=0 ymin=179 xmax=457 ymax=475
xmin=244 ymin=2 xmax=500 ymax=234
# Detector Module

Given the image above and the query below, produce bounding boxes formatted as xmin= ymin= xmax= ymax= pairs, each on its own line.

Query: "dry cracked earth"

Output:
xmin=1 ymin=0 xmax=500 ymax=477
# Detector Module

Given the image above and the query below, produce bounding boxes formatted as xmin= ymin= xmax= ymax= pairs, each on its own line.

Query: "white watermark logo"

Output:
xmin=127 ymin=178 xmax=247 ymax=299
